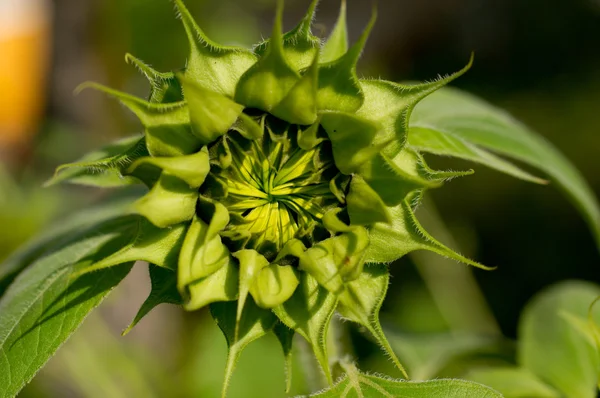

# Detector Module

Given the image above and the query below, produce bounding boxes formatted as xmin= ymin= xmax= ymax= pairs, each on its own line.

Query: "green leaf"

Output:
xmin=174 ymin=0 xmax=257 ymax=98
xmin=0 ymin=194 xmax=135 ymax=293
xmin=123 ymin=264 xmax=182 ymax=336
xmin=408 ymin=127 xmax=547 ymax=184
xmin=321 ymin=0 xmax=348 ymax=63
xmin=409 ymin=87 xmax=600 ymax=247
xmin=0 ymin=217 xmax=135 ymax=398
xmin=366 ymin=199 xmax=492 ymax=270
xmin=210 ymin=298 xmax=277 ymax=398
xmin=46 ymin=135 xmax=152 ymax=188
xmin=338 ymin=263 xmax=408 ymax=378
xmin=310 ymin=363 xmax=502 ymax=397
xmin=466 ymin=367 xmax=560 ymax=398
xmin=518 ymin=281 xmax=600 ymax=398
xmin=273 ymin=273 xmax=338 ymax=384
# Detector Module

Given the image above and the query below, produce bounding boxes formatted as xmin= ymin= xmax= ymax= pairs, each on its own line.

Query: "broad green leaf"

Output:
xmin=123 ymin=264 xmax=182 ymax=335
xmin=385 ymin=331 xmax=505 ymax=381
xmin=0 ymin=217 xmax=135 ymax=398
xmin=466 ymin=367 xmax=560 ymax=398
xmin=320 ymin=0 xmax=348 ymax=63
xmin=46 ymin=135 xmax=152 ymax=188
xmin=338 ymin=263 xmax=408 ymax=378
xmin=410 ymin=87 xmax=600 ymax=247
xmin=518 ymin=281 xmax=600 ymax=398
xmin=210 ymin=298 xmax=277 ymax=398
xmin=0 ymin=194 xmax=135 ymax=293
xmin=309 ymin=364 xmax=502 ymax=397
xmin=408 ymin=127 xmax=546 ymax=184
xmin=273 ymin=273 xmax=338 ymax=384
xmin=366 ymin=199 xmax=491 ymax=270
xmin=174 ymin=0 xmax=257 ymax=98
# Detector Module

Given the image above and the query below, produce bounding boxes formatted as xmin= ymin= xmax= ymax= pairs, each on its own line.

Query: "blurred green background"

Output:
xmin=1 ymin=0 xmax=599 ymax=396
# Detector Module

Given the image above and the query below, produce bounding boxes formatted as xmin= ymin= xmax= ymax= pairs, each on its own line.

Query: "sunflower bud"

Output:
xmin=50 ymin=0 xmax=493 ymax=395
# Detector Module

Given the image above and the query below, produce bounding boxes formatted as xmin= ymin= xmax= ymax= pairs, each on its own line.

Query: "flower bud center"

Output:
xmin=205 ymin=115 xmax=341 ymax=259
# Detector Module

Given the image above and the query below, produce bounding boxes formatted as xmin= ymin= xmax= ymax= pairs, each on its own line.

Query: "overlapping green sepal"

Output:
xmin=46 ymin=135 xmax=154 ymax=188
xmin=174 ymin=0 xmax=257 ymax=98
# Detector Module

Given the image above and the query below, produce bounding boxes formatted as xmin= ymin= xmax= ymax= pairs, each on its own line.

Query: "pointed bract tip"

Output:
xmin=345 ymin=1 xmax=377 ymax=63
xmin=271 ymin=0 xmax=285 ymax=48
xmin=298 ymin=0 xmax=319 ymax=34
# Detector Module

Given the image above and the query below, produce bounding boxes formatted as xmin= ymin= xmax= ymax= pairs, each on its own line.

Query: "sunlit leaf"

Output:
xmin=0 ymin=194 xmax=135 ymax=293
xmin=466 ymin=367 xmax=560 ymax=398
xmin=410 ymin=87 xmax=600 ymax=247
xmin=309 ymin=363 xmax=502 ymax=397
xmin=519 ymin=281 xmax=600 ymax=398
xmin=0 ymin=218 xmax=135 ymax=397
